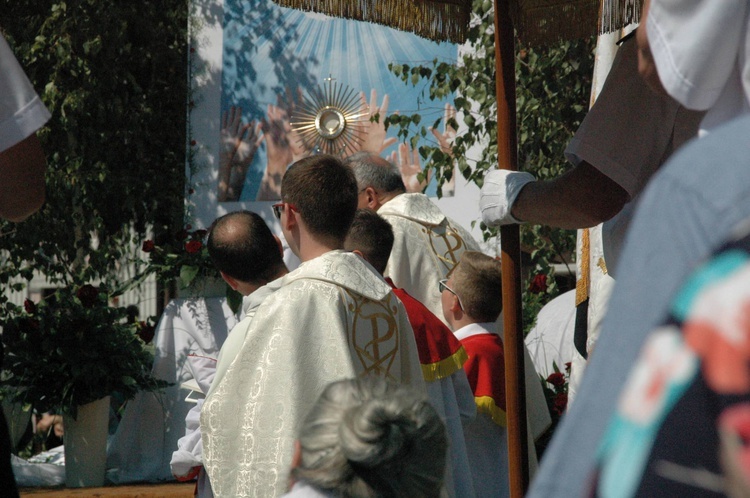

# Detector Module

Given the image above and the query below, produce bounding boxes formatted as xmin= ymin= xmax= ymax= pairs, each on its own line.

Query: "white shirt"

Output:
xmin=0 ymin=34 xmax=50 ymax=152
xmin=646 ymin=0 xmax=750 ymax=132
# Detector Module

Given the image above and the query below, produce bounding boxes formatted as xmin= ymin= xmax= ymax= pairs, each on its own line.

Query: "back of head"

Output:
xmin=207 ymin=210 xmax=284 ymax=284
xmin=344 ymin=152 xmax=406 ymax=194
xmin=452 ymin=251 xmax=503 ymax=322
xmin=344 ymin=209 xmax=394 ymax=275
xmin=293 ymin=377 xmax=447 ymax=498
xmin=282 ymin=154 xmax=358 ymax=243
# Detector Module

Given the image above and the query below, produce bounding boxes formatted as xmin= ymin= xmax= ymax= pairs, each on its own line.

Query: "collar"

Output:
xmin=453 ymin=321 xmax=499 ymax=341
xmin=378 ymin=193 xmax=446 ymax=226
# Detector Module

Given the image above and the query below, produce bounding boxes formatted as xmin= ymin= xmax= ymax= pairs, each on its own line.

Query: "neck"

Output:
xmin=374 ymin=191 xmax=401 ymax=210
xmin=296 ymin=231 xmax=342 ymax=262
xmin=449 ymin=314 xmax=477 ymax=331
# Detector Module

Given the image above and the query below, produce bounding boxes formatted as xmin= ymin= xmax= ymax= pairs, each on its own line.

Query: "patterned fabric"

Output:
xmin=380 ymin=193 xmax=480 ymax=326
xmin=594 ymin=224 xmax=750 ymax=497
xmin=201 ymin=251 xmax=424 ymax=497
xmin=461 ymin=333 xmax=507 ymax=427
xmin=388 ymin=279 xmax=467 ymax=380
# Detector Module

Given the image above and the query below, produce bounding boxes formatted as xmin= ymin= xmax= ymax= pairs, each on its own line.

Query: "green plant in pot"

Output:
xmin=0 ymin=283 xmax=169 ymax=486
xmin=0 ymin=283 xmax=168 ymax=418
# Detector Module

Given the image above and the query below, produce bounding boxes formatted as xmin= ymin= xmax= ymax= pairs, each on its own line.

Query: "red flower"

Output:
xmin=76 ymin=284 xmax=100 ymax=308
xmin=553 ymin=392 xmax=568 ymax=416
xmin=23 ymin=299 xmax=36 ymax=314
xmin=136 ymin=321 xmax=156 ymax=344
xmin=565 ymin=361 xmax=572 ymax=373
xmin=141 ymin=240 xmax=155 ymax=253
xmin=185 ymin=240 xmax=202 ymax=254
xmin=546 ymin=372 xmax=566 ymax=388
xmin=528 ymin=274 xmax=547 ymax=294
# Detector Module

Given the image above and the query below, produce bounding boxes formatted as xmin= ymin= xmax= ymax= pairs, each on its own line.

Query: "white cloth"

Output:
xmin=0 ymin=34 xmax=51 ymax=152
xmin=380 ymin=193 xmax=481 ymax=326
xmin=479 ymin=170 xmax=536 ymax=226
xmin=106 ymin=298 xmax=238 ymax=483
xmin=646 ymin=0 xmax=750 ymax=132
xmin=280 ymin=481 xmax=334 ymax=497
xmin=454 ymin=322 xmax=550 ymax=497
xmin=426 ymin=368 xmax=477 ymax=498
xmin=201 ymin=250 xmax=425 ymax=498
xmin=524 ymin=289 xmax=576 ymax=379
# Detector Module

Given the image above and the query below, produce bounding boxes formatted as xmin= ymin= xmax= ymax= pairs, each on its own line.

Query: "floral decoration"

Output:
xmin=138 ymin=226 xmax=219 ymax=291
xmin=0 ymin=285 xmax=169 ymax=418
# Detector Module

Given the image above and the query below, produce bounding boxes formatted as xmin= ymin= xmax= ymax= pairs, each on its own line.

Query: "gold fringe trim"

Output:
xmin=270 ymin=0 xmax=472 ymax=44
xmin=421 ymin=346 xmax=468 ymax=382
xmin=599 ymin=0 xmax=642 ymax=36
xmin=575 ymin=228 xmax=590 ymax=306
xmin=475 ymin=395 xmax=507 ymax=427
xmin=510 ymin=0 xmax=600 ymax=47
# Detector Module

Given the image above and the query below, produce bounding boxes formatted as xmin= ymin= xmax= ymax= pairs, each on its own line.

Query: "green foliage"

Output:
xmin=0 ymin=285 xmax=169 ymax=418
xmin=385 ymin=0 xmax=595 ymax=328
xmin=0 ymin=0 xmax=189 ymax=288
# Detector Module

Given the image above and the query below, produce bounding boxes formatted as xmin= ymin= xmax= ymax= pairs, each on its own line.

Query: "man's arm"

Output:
xmin=0 ymin=132 xmax=46 ymax=222
xmin=481 ymin=163 xmax=629 ymax=230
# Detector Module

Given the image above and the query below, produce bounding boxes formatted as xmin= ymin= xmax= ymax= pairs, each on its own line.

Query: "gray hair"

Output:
xmin=344 ymin=152 xmax=406 ymax=194
xmin=292 ymin=377 xmax=447 ymax=497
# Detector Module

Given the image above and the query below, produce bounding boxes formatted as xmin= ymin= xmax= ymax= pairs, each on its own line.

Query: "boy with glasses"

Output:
xmin=441 ymin=251 xmax=549 ymax=498
xmin=201 ymin=154 xmax=424 ymax=498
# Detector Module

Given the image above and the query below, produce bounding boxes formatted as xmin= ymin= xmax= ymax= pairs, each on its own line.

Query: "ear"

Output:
xmin=364 ymin=187 xmax=380 ymax=211
xmin=283 ymin=204 xmax=298 ymax=232
xmin=273 ymin=234 xmax=284 ymax=257
xmin=351 ymin=249 xmax=364 ymax=259
xmin=450 ymin=293 xmax=462 ymax=313
xmin=220 ymin=271 xmax=240 ymax=291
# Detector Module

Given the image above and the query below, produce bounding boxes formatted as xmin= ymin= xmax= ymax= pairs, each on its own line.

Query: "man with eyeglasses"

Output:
xmin=344 ymin=151 xmax=480 ymax=327
xmin=201 ymin=154 xmax=424 ymax=498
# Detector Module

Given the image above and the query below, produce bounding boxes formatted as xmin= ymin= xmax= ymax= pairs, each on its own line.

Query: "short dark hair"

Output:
xmin=281 ymin=154 xmax=358 ymax=243
xmin=207 ymin=210 xmax=284 ymax=284
xmin=451 ymin=251 xmax=503 ymax=322
xmin=344 ymin=209 xmax=394 ymax=274
xmin=344 ymin=152 xmax=406 ymax=194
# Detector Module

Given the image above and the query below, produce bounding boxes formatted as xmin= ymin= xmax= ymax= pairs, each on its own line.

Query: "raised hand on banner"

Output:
xmin=429 ymin=102 xmax=458 ymax=195
xmin=396 ymin=142 xmax=432 ymax=193
xmin=256 ymin=104 xmax=294 ymax=201
xmin=276 ymin=88 xmax=310 ymax=162
xmin=218 ymin=106 xmax=263 ymax=202
xmin=351 ymin=89 xmax=397 ymax=156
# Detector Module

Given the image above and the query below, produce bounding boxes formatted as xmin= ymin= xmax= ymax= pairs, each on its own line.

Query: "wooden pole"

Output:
xmin=493 ymin=1 xmax=529 ymax=496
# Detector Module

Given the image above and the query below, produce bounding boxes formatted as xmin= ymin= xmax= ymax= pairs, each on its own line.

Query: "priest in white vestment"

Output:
xmin=345 ymin=152 xmax=480 ymax=325
xmin=201 ymin=156 xmax=425 ymax=497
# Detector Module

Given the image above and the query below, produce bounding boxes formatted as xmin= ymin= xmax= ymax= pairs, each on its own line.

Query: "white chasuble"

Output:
xmin=380 ymin=193 xmax=480 ymax=325
xmin=201 ymin=250 xmax=424 ymax=497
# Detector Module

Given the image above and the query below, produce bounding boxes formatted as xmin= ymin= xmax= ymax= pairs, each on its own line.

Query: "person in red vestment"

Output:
xmin=344 ymin=209 xmax=478 ymax=497
xmin=442 ymin=250 xmax=545 ymax=498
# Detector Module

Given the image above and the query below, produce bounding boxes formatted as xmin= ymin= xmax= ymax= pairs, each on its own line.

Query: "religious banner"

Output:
xmin=186 ymin=0 xmax=480 ymax=231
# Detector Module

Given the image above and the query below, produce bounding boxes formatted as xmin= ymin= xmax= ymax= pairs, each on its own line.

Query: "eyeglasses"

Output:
xmin=272 ymin=202 xmax=298 ymax=220
xmin=439 ymin=278 xmax=464 ymax=310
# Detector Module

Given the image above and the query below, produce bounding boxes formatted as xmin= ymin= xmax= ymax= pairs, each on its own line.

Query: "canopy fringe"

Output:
xmin=272 ymin=0 xmax=472 ymax=44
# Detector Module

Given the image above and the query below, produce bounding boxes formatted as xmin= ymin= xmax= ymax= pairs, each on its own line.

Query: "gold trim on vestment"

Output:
xmin=420 ymin=346 xmax=469 ymax=382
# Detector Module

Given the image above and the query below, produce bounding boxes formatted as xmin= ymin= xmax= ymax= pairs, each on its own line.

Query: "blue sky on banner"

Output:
xmin=221 ymin=0 xmax=458 ymax=200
